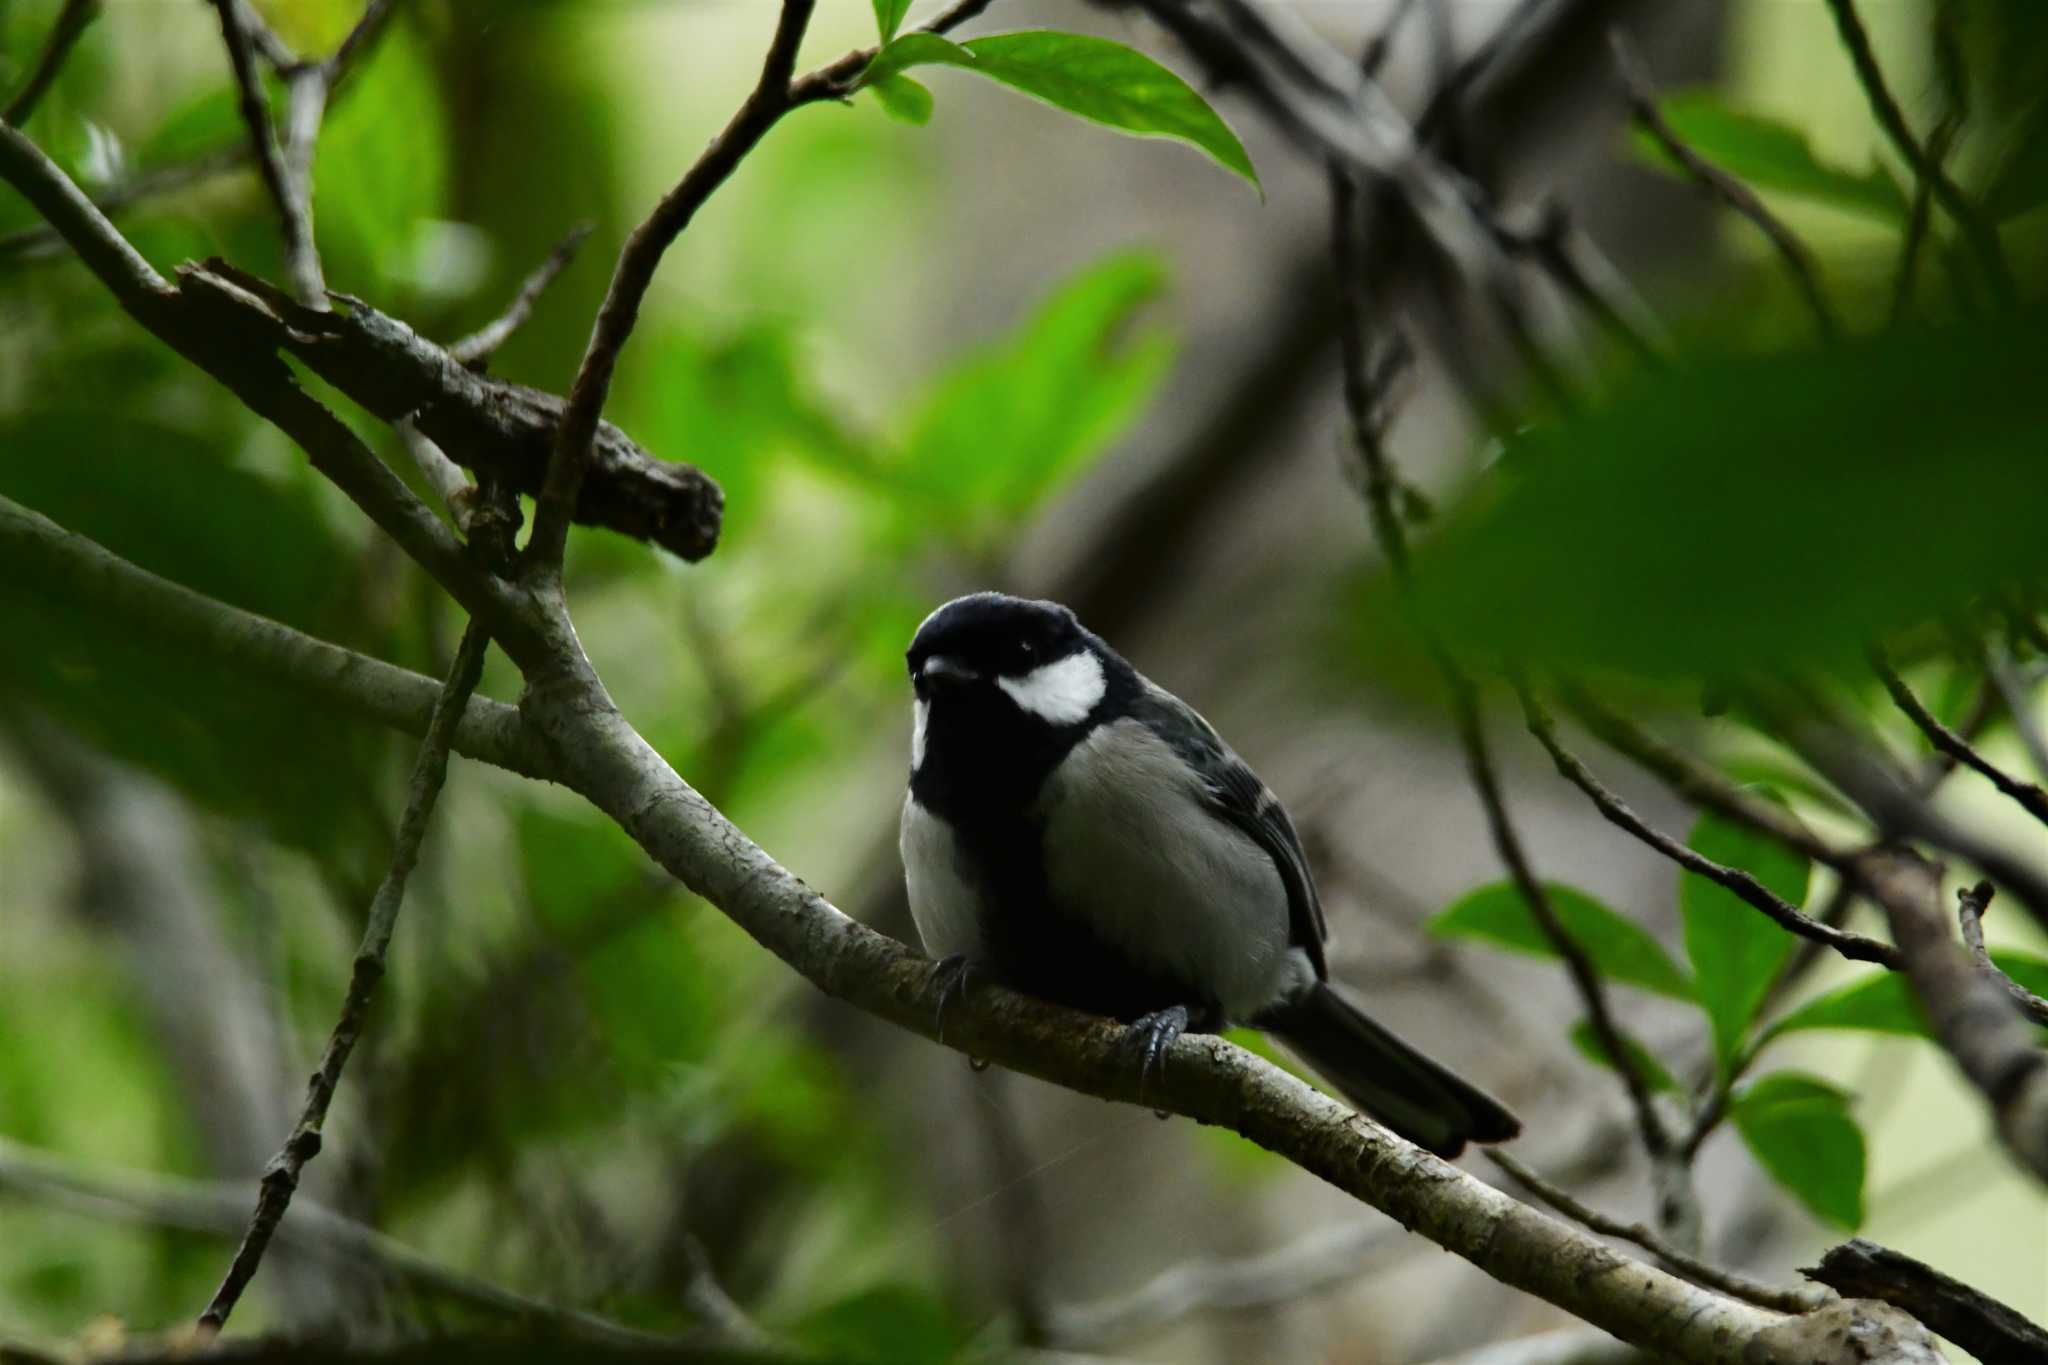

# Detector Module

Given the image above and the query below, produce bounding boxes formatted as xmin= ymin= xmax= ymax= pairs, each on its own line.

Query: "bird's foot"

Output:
xmin=925 ymin=955 xmax=981 ymax=1045
xmin=1120 ymin=1004 xmax=1192 ymax=1102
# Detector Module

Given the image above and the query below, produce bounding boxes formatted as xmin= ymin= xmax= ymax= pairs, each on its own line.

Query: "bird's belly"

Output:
xmin=1037 ymin=721 xmax=1305 ymax=1021
xmin=900 ymin=792 xmax=987 ymax=962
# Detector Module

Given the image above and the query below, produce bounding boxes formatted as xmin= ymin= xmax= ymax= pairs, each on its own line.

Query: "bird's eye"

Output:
xmin=1013 ymin=639 xmax=1036 ymax=668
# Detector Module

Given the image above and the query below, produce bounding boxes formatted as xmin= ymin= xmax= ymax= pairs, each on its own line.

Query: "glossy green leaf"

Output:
xmin=1631 ymin=91 xmax=1906 ymax=222
xmin=1732 ymin=1072 xmax=1865 ymax=1228
xmin=865 ymin=29 xmax=1257 ymax=186
xmin=1681 ymin=802 xmax=1810 ymax=1073
xmin=871 ymin=0 xmax=914 ymax=43
xmin=1768 ymin=950 xmax=2048 ymax=1041
xmin=891 ymin=251 xmax=1173 ymax=549
xmin=1396 ymin=309 xmax=2048 ymax=678
xmin=868 ymin=73 xmax=935 ymax=125
xmin=1429 ymin=881 xmax=1695 ymax=1000
xmin=1568 ymin=1019 xmax=1681 ymax=1094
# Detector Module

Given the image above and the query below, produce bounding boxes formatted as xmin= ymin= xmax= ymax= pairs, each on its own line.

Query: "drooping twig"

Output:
xmin=1609 ymin=30 xmax=1839 ymax=342
xmin=1805 ymin=1237 xmax=2048 ymax=1365
xmin=1490 ymin=1152 xmax=1824 ymax=1315
xmin=448 ymin=222 xmax=594 ymax=367
xmin=1821 ymin=0 xmax=2013 ymax=301
xmin=1956 ymin=882 xmax=2048 ymax=1029
xmin=197 ymin=619 xmax=493 ymax=1331
xmin=1521 ymin=686 xmax=1901 ymax=968
xmin=1874 ymin=652 xmax=2048 ymax=829
xmin=2 ymin=0 xmax=100 ymax=126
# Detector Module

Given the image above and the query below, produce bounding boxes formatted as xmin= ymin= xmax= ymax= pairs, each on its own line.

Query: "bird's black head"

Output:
xmin=906 ymin=594 xmax=1127 ymax=810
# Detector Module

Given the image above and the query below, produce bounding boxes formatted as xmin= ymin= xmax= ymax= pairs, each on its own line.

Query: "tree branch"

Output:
xmin=1805 ymin=1237 xmax=2048 ymax=1365
xmin=1609 ymin=30 xmax=1839 ymax=341
xmin=1957 ymin=881 xmax=2048 ymax=1029
xmin=448 ymin=222 xmax=593 ymax=367
xmin=526 ymin=0 xmax=818 ymax=577
xmin=1521 ymin=687 xmax=1900 ymax=968
xmin=1874 ymin=652 xmax=2048 ymax=828
xmin=1489 ymin=1152 xmax=1825 ymax=1314
xmin=0 ymin=494 xmax=544 ymax=777
xmin=2 ymin=0 xmax=100 ymax=126
xmin=207 ymin=0 xmax=321 ymax=305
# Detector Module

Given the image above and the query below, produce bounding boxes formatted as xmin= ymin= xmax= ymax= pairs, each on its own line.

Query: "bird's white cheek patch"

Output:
xmin=911 ymin=699 xmax=929 ymax=770
xmin=998 ymin=651 xmax=1106 ymax=724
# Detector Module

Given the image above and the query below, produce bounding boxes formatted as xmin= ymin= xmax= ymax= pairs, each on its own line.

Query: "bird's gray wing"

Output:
xmin=1133 ymin=683 xmax=1328 ymax=979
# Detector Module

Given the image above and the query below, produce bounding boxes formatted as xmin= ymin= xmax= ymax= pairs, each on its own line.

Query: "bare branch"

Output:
xmin=1490 ymin=1152 xmax=1825 ymax=1314
xmin=448 ymin=222 xmax=594 ymax=367
xmin=1957 ymin=882 xmax=2048 ymax=1029
xmin=2 ymin=0 xmax=100 ymax=126
xmin=527 ymin=0 xmax=818 ymax=577
xmin=1806 ymin=1237 xmax=2048 ymax=1365
xmin=0 ymin=495 xmax=543 ymax=777
xmin=1852 ymin=849 xmax=2048 ymax=1180
xmin=1609 ymin=30 xmax=1839 ymax=342
xmin=1522 ymin=687 xmax=1901 ymax=969
xmin=199 ymin=619 xmax=492 ymax=1331
xmin=1821 ymin=0 xmax=2013 ymax=300
xmin=1875 ymin=651 xmax=2048 ymax=829
xmin=1983 ymin=636 xmax=2048 ymax=792
xmin=207 ymin=0 xmax=321 ymax=305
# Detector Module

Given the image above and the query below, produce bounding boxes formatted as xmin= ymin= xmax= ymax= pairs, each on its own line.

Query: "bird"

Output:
xmin=897 ymin=592 xmax=1520 ymax=1157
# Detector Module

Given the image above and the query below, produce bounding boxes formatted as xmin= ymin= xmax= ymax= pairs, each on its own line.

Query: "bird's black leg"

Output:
xmin=925 ymin=955 xmax=982 ymax=1044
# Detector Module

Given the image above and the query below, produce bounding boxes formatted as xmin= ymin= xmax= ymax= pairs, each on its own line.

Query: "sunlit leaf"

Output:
xmin=864 ymin=29 xmax=1257 ymax=186
xmin=871 ymin=0 xmax=914 ymax=43
xmin=1568 ymin=1018 xmax=1681 ymax=1094
xmin=1397 ymin=309 xmax=2048 ymax=678
xmin=1429 ymin=881 xmax=1695 ymax=1000
xmin=868 ymin=73 xmax=935 ymax=125
xmin=1630 ymin=90 xmax=1906 ymax=222
xmin=1732 ymin=1072 xmax=1865 ymax=1228
xmin=1680 ymin=801 xmax=1809 ymax=1073
xmin=1768 ymin=950 xmax=2048 ymax=1041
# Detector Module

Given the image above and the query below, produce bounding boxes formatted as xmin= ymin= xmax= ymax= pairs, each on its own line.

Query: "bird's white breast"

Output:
xmin=1036 ymin=718 xmax=1311 ymax=1020
xmin=899 ymin=791 xmax=986 ymax=961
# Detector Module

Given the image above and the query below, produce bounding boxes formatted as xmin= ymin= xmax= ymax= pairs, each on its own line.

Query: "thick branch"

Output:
xmin=199 ymin=619 xmax=492 ymax=1330
xmin=2 ymin=0 xmax=100 ymax=125
xmin=1852 ymin=850 xmax=2048 ymax=1179
xmin=0 ymin=494 xmax=544 ymax=777
xmin=1806 ymin=1238 xmax=2048 ymax=1365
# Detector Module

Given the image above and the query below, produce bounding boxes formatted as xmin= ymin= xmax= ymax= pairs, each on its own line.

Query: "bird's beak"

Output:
xmin=919 ymin=655 xmax=981 ymax=687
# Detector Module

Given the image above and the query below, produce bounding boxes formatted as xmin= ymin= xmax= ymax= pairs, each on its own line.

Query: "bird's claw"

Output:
xmin=1120 ymin=1004 xmax=1191 ymax=1102
xmin=926 ymin=955 xmax=980 ymax=1044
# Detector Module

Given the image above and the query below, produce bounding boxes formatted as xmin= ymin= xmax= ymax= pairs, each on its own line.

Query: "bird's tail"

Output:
xmin=1259 ymin=983 xmax=1520 ymax=1158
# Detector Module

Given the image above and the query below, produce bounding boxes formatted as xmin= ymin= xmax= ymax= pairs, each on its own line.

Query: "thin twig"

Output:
xmin=207 ymin=0 xmax=320 ymax=306
xmin=526 ymin=0 xmax=820 ymax=577
xmin=1521 ymin=686 xmax=1901 ymax=968
xmin=1874 ymin=652 xmax=2048 ymax=829
xmin=197 ymin=619 xmax=492 ymax=1331
xmin=1493 ymin=200 xmax=1670 ymax=366
xmin=1983 ymin=636 xmax=2048 ymax=793
xmin=1821 ymin=0 xmax=2013 ymax=302
xmin=448 ymin=222 xmax=593 ymax=367
xmin=1957 ymin=882 xmax=2048 ymax=1029
xmin=1490 ymin=1152 xmax=1826 ymax=1315
xmin=1609 ymin=30 xmax=1839 ymax=342
xmin=3 ymin=0 xmax=100 ymax=126
xmin=0 ymin=145 xmax=250 ymax=261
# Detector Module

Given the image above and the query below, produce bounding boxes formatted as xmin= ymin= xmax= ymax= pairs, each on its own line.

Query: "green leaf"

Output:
xmin=1630 ymin=90 xmax=1906 ymax=222
xmin=1393 ymin=309 xmax=2048 ymax=678
xmin=1429 ymin=881 xmax=1695 ymax=1001
xmin=1568 ymin=1019 xmax=1681 ymax=1094
xmin=1680 ymin=802 xmax=1810 ymax=1073
xmin=889 ymin=251 xmax=1173 ymax=549
xmin=795 ymin=1286 xmax=961 ymax=1365
xmin=871 ymin=0 xmax=913 ymax=43
xmin=865 ymin=29 xmax=1257 ymax=187
xmin=868 ymin=73 xmax=935 ymax=125
xmin=312 ymin=24 xmax=447 ymax=289
xmin=1732 ymin=1072 xmax=1865 ymax=1228
xmin=515 ymin=803 xmax=648 ymax=931
xmin=1769 ymin=949 xmax=2048 ymax=1041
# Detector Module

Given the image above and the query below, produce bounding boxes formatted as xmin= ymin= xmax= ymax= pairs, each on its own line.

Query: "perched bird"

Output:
xmin=898 ymin=592 xmax=1520 ymax=1157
